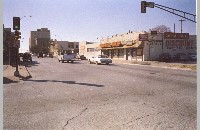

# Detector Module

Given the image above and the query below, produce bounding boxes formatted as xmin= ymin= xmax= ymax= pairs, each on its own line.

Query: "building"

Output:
xmin=84 ymin=31 xmax=197 ymax=61
xmin=49 ymin=40 xmax=79 ymax=56
xmin=100 ymin=31 xmax=145 ymax=61
xmin=79 ymin=41 xmax=101 ymax=58
xmin=29 ymin=28 xmax=51 ymax=53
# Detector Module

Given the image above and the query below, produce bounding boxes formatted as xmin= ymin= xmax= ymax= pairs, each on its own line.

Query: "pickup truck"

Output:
xmin=88 ymin=55 xmax=112 ymax=65
xmin=58 ymin=53 xmax=75 ymax=63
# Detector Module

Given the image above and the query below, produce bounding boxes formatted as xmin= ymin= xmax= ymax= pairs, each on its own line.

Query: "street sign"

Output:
xmin=139 ymin=34 xmax=148 ymax=41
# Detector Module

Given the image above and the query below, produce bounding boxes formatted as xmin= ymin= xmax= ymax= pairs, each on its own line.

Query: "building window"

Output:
xmin=137 ymin=48 xmax=143 ymax=56
xmin=118 ymin=49 xmax=124 ymax=58
xmin=76 ymin=45 xmax=78 ymax=48
xmin=87 ymin=48 xmax=95 ymax=52
xmin=113 ymin=49 xmax=118 ymax=58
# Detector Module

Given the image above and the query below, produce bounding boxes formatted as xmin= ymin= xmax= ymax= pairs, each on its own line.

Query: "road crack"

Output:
xmin=61 ymin=107 xmax=88 ymax=130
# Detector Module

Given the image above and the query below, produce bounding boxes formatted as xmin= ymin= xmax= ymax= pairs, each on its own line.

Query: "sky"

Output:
xmin=3 ymin=0 xmax=196 ymax=52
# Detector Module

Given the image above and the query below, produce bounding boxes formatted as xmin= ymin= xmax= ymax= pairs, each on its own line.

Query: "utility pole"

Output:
xmin=179 ymin=18 xmax=186 ymax=33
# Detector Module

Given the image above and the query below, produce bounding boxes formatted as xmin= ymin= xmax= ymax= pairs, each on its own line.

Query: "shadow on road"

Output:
xmin=3 ymin=77 xmax=19 ymax=84
xmin=22 ymin=61 xmax=40 ymax=67
xmin=26 ymin=79 xmax=104 ymax=87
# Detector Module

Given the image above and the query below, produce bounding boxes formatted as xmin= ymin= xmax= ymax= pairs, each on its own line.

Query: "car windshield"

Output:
xmin=98 ymin=55 xmax=108 ymax=58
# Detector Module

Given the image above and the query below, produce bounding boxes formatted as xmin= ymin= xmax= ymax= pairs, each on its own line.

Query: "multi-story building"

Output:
xmin=49 ymin=40 xmax=79 ymax=56
xmin=29 ymin=28 xmax=50 ymax=53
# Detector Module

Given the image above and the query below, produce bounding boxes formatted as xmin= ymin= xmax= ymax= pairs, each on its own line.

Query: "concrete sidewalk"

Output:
xmin=112 ymin=59 xmax=197 ymax=71
xmin=3 ymin=64 xmax=31 ymax=84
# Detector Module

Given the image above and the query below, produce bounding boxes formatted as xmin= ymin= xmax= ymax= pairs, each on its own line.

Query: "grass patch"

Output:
xmin=168 ymin=64 xmax=196 ymax=70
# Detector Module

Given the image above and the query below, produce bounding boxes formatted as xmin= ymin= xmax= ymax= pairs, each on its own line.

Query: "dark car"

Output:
xmin=159 ymin=53 xmax=171 ymax=62
xmin=174 ymin=53 xmax=188 ymax=61
xmin=49 ymin=54 xmax=53 ymax=58
xmin=38 ymin=52 xmax=43 ymax=58
xmin=22 ymin=52 xmax=32 ymax=62
xmin=80 ymin=55 xmax=86 ymax=60
xmin=76 ymin=54 xmax=86 ymax=60
xmin=188 ymin=53 xmax=197 ymax=61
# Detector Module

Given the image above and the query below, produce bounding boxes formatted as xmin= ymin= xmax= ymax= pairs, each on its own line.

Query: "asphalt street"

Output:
xmin=3 ymin=57 xmax=197 ymax=130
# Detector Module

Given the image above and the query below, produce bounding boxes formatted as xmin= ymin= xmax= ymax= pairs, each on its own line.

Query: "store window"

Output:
xmin=118 ymin=49 xmax=124 ymax=58
xmin=137 ymin=48 xmax=143 ymax=56
xmin=113 ymin=49 xmax=118 ymax=58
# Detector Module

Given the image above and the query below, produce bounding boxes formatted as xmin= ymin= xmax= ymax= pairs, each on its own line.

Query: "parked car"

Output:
xmin=19 ymin=53 xmax=24 ymax=57
xmin=188 ymin=53 xmax=197 ymax=61
xmin=22 ymin=52 xmax=32 ymax=62
xmin=76 ymin=54 xmax=86 ymax=60
xmin=173 ymin=53 xmax=188 ymax=61
xmin=88 ymin=55 xmax=112 ymax=65
xmin=159 ymin=53 xmax=171 ymax=62
xmin=38 ymin=52 xmax=43 ymax=58
xmin=49 ymin=54 xmax=53 ymax=58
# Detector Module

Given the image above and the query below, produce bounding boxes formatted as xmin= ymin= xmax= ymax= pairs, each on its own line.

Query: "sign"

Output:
xmin=164 ymin=32 xmax=189 ymax=39
xmin=139 ymin=34 xmax=148 ymax=41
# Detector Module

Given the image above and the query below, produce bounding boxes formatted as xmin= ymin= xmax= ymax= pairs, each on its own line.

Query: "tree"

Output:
xmin=149 ymin=25 xmax=171 ymax=33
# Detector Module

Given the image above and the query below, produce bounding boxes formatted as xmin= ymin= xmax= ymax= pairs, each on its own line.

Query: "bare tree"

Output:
xmin=149 ymin=25 xmax=171 ymax=33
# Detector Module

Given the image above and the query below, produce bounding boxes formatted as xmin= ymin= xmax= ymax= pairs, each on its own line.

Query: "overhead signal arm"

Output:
xmin=141 ymin=1 xmax=196 ymax=23
xmin=154 ymin=4 xmax=196 ymax=23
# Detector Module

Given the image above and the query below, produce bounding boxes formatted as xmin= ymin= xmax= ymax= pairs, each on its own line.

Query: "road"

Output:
xmin=4 ymin=57 xmax=197 ymax=130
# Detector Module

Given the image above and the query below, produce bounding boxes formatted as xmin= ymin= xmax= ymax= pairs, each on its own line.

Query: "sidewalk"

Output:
xmin=112 ymin=59 xmax=197 ymax=71
xmin=3 ymin=64 xmax=31 ymax=84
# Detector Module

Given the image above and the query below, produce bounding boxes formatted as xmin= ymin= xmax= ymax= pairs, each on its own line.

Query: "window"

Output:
xmin=76 ymin=45 xmax=78 ymax=48
xmin=137 ymin=48 xmax=143 ymax=56
xmin=118 ymin=49 xmax=124 ymax=58
xmin=87 ymin=48 xmax=95 ymax=52
xmin=113 ymin=49 xmax=118 ymax=58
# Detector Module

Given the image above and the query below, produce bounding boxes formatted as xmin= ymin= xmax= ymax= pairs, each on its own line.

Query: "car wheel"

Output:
xmin=96 ymin=62 xmax=99 ymax=65
xmin=62 ymin=60 xmax=64 ymax=63
xmin=71 ymin=61 xmax=74 ymax=63
xmin=89 ymin=60 xmax=92 ymax=64
xmin=106 ymin=63 xmax=109 ymax=65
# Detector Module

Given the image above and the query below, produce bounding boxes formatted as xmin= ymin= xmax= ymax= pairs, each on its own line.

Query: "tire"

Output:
xmin=62 ymin=60 xmax=64 ymax=63
xmin=106 ymin=63 xmax=109 ymax=65
xmin=71 ymin=61 xmax=74 ymax=63
xmin=67 ymin=61 xmax=69 ymax=63
xmin=89 ymin=60 xmax=92 ymax=64
xmin=96 ymin=62 xmax=99 ymax=65
xmin=58 ymin=59 xmax=60 ymax=62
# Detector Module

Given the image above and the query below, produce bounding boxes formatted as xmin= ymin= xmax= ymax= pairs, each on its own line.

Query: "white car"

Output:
xmin=58 ymin=53 xmax=75 ymax=63
xmin=88 ymin=55 xmax=112 ymax=65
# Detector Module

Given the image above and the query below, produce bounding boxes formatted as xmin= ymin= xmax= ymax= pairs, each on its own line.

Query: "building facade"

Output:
xmin=29 ymin=28 xmax=51 ymax=52
xmin=82 ymin=31 xmax=196 ymax=61
xmin=49 ymin=40 xmax=79 ymax=56
xmin=79 ymin=41 xmax=101 ymax=58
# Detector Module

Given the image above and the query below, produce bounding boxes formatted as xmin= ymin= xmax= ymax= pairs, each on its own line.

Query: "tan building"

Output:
xmin=99 ymin=31 xmax=196 ymax=61
xmin=100 ymin=31 xmax=145 ymax=61
xmin=29 ymin=28 xmax=50 ymax=50
xmin=50 ymin=40 xmax=79 ymax=56
xmin=79 ymin=41 xmax=101 ymax=59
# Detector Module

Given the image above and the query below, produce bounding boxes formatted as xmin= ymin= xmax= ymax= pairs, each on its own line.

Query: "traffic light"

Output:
xmin=141 ymin=1 xmax=146 ymax=13
xmin=15 ymin=30 xmax=21 ymax=40
xmin=13 ymin=17 xmax=20 ymax=30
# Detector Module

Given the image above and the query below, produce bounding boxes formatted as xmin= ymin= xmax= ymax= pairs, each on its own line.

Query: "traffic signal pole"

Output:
xmin=13 ymin=17 xmax=21 ymax=77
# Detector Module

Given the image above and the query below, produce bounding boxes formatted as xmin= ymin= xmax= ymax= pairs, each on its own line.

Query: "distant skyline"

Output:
xmin=3 ymin=0 xmax=196 ymax=52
